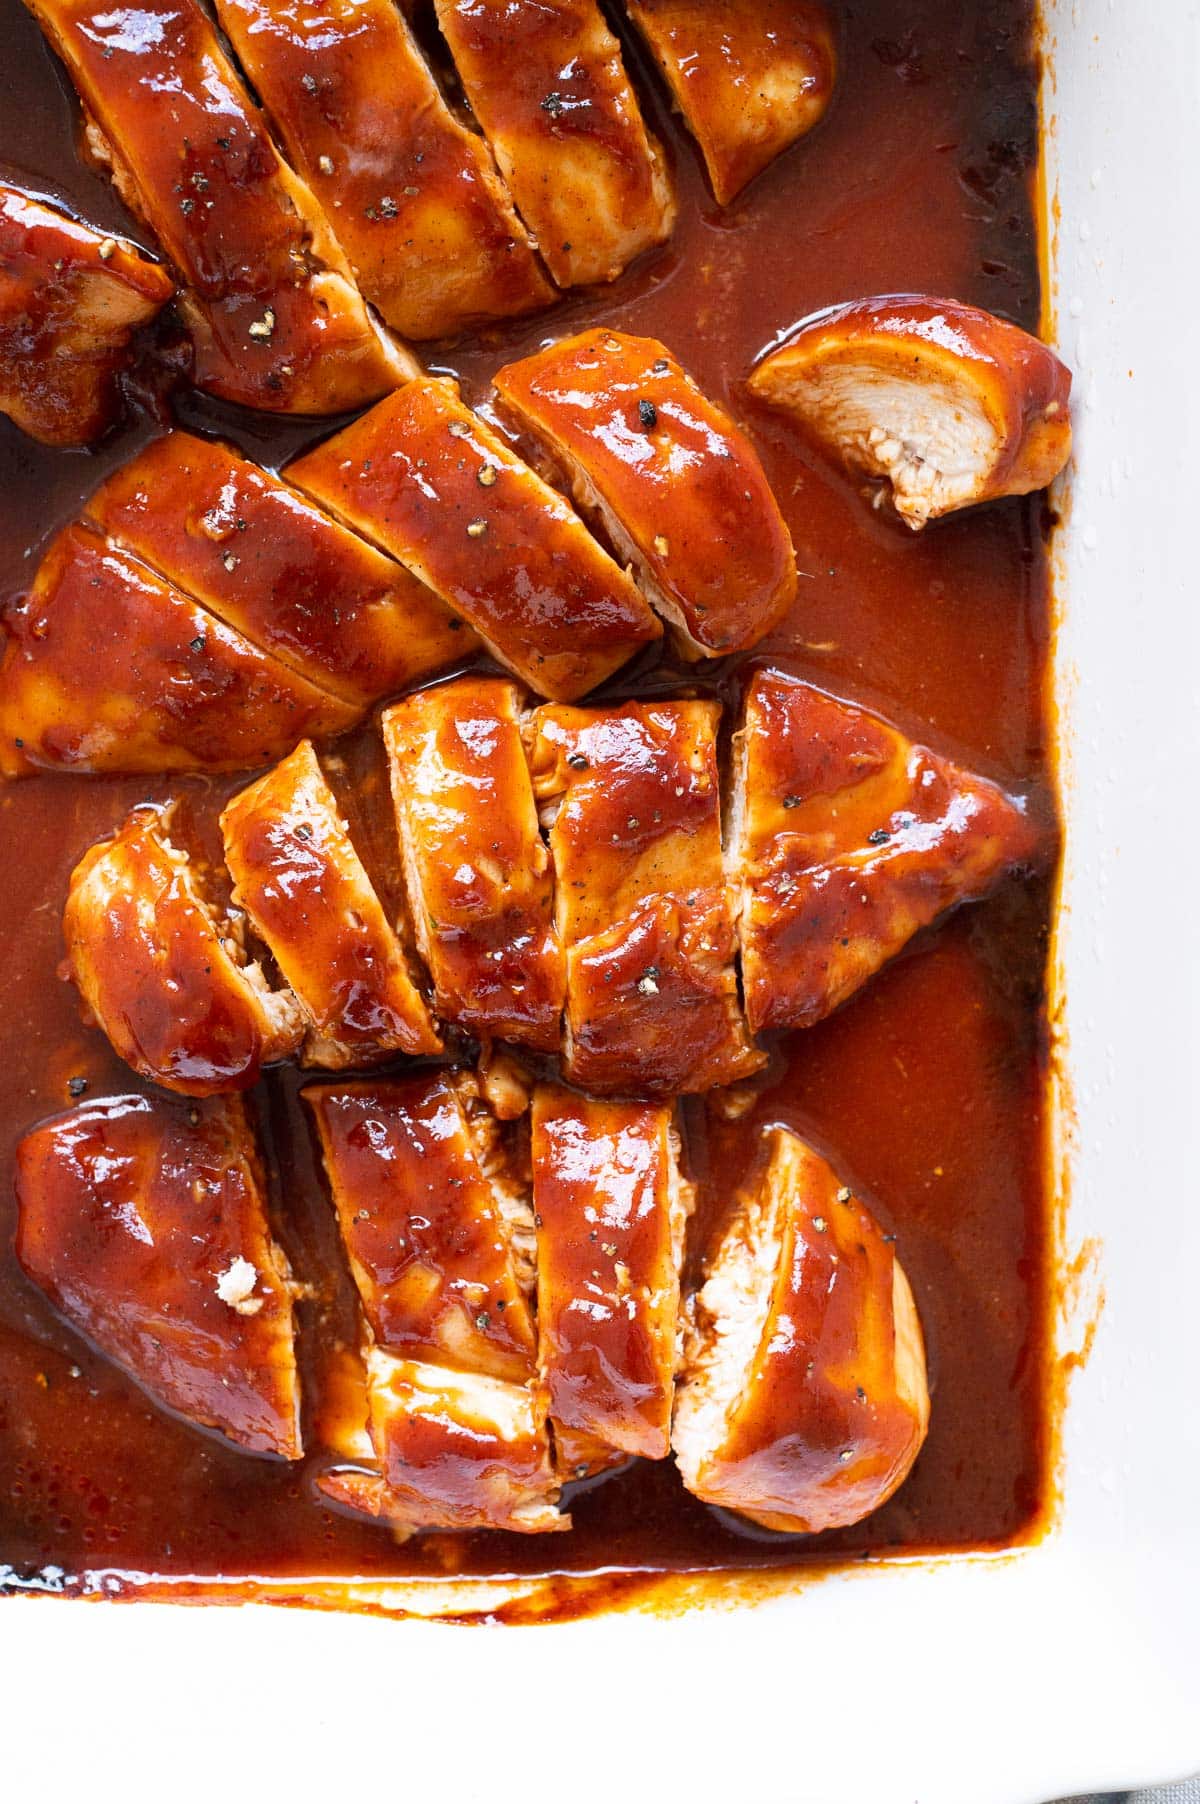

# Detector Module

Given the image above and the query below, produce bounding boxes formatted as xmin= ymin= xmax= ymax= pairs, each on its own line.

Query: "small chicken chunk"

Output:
xmin=434 ymin=0 xmax=674 ymax=289
xmin=26 ymin=0 xmax=414 ymax=413
xmin=214 ymin=0 xmax=554 ymax=341
xmin=222 ymin=741 xmax=440 ymax=1066
xmin=286 ymin=378 xmax=659 ymax=700
xmin=529 ymin=700 xmax=764 ymax=1094
xmin=383 ymin=677 xmax=563 ymax=1051
xmin=532 ymin=1085 xmax=693 ymax=1460
xmin=747 ymin=295 xmax=1073 ymax=528
xmin=304 ymin=1072 xmax=537 ymax=1381
xmin=64 ymin=803 xmax=303 ymax=1095
xmin=16 ymin=1092 xmax=302 ymax=1458
xmin=84 ymin=431 xmax=469 ymax=710
xmin=672 ymin=1126 xmax=929 ymax=1533
xmin=730 ymin=670 xmax=1046 ymax=1034
xmin=0 ymin=524 xmax=357 ymax=778
xmin=622 ymin=1 xmax=836 ymax=205
xmin=495 ymin=330 xmax=796 ymax=656
xmin=320 ymin=1350 xmax=567 ymax=1535
xmin=0 ymin=182 xmax=172 ymax=445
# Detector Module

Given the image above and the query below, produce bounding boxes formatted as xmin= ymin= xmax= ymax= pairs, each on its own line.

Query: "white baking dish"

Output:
xmin=6 ymin=5 xmax=1199 ymax=1800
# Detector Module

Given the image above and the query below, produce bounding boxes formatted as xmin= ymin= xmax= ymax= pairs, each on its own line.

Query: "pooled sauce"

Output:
xmin=0 ymin=0 xmax=1055 ymax=1603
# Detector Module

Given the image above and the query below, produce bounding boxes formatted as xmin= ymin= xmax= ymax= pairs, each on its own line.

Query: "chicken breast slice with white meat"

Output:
xmin=673 ymin=1125 xmax=929 ymax=1533
xmin=383 ymin=676 xmax=563 ymax=1051
xmin=221 ymin=740 xmax=441 ymax=1066
xmin=434 ymin=0 xmax=674 ymax=288
xmin=64 ymin=802 xmax=303 ymax=1096
xmin=729 ymin=669 xmax=1047 ymax=1035
xmin=495 ymin=329 xmax=796 ymax=657
xmin=747 ymin=295 xmax=1072 ymax=528
xmin=16 ymin=1092 xmax=303 ymax=1458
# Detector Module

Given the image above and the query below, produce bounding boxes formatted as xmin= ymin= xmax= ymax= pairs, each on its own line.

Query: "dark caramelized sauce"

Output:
xmin=0 ymin=0 xmax=1053 ymax=1600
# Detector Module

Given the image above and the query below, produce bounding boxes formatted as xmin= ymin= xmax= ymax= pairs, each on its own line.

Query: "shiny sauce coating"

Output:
xmin=0 ymin=0 xmax=1053 ymax=1600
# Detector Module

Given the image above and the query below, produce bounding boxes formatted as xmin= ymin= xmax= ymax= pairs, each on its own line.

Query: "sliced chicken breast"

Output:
xmin=304 ymin=1071 xmax=537 ymax=1382
xmin=320 ymin=1349 xmax=567 ymax=1535
xmin=495 ymin=329 xmax=796 ymax=656
xmin=214 ymin=0 xmax=554 ymax=341
xmin=528 ymin=700 xmax=764 ymax=1094
xmin=0 ymin=523 xmax=358 ymax=778
xmin=434 ymin=0 xmax=674 ymax=288
xmin=26 ymin=0 xmax=414 ymax=413
xmin=672 ymin=1125 xmax=929 ymax=1533
xmin=64 ymin=803 xmax=303 ymax=1096
xmin=622 ymin=1 xmax=836 ymax=205
xmin=0 ymin=181 xmax=172 ymax=445
xmin=85 ymin=431 xmax=470 ymax=708
xmin=748 ymin=295 xmax=1073 ymax=528
xmin=532 ymin=1084 xmax=693 ymax=1461
xmin=221 ymin=740 xmax=441 ymax=1066
xmin=729 ymin=669 xmax=1047 ymax=1034
xmin=15 ymin=1092 xmax=302 ymax=1459
xmin=286 ymin=377 xmax=660 ymax=700
xmin=382 ymin=676 xmax=563 ymax=1051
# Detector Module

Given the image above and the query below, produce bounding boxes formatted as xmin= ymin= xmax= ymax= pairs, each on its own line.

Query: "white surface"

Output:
xmin=5 ymin=6 xmax=1200 ymax=1802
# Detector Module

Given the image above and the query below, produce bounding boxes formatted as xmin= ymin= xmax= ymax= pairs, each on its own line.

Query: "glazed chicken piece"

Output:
xmin=286 ymin=378 xmax=659 ymax=700
xmin=747 ymin=296 xmax=1073 ymax=528
xmin=622 ymin=1 xmax=837 ymax=205
xmin=25 ymin=0 xmax=414 ymax=413
xmin=730 ymin=670 xmax=1046 ymax=1034
xmin=64 ymin=803 xmax=303 ymax=1096
xmin=495 ymin=329 xmax=796 ymax=657
xmin=214 ymin=0 xmax=554 ymax=341
xmin=382 ymin=676 xmax=563 ymax=1052
xmin=0 ymin=182 xmax=172 ymax=445
xmin=673 ymin=1126 xmax=929 ymax=1533
xmin=221 ymin=741 xmax=440 ymax=1067
xmin=84 ymin=431 xmax=470 ymax=709
xmin=15 ymin=1092 xmax=302 ymax=1458
xmin=304 ymin=1072 xmax=537 ymax=1382
xmin=528 ymin=699 xmax=764 ymax=1094
xmin=318 ymin=1350 xmax=567 ymax=1536
xmin=532 ymin=1084 xmax=693 ymax=1461
xmin=434 ymin=0 xmax=674 ymax=289
xmin=0 ymin=524 xmax=357 ymax=778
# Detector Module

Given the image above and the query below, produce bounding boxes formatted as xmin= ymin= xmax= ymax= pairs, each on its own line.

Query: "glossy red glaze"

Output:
xmin=214 ymin=0 xmax=553 ymax=341
xmin=15 ymin=1092 xmax=301 ymax=1457
xmin=0 ymin=181 xmax=172 ymax=444
xmin=533 ymin=1085 xmax=686 ymax=1460
xmin=25 ymin=0 xmax=411 ymax=411
xmin=495 ymin=328 xmax=796 ymax=654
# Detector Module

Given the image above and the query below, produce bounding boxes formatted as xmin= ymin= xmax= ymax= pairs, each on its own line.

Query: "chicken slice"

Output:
xmin=382 ymin=676 xmax=563 ymax=1051
xmin=747 ymin=295 xmax=1073 ymax=528
xmin=304 ymin=1071 xmax=536 ymax=1382
xmin=495 ymin=329 xmax=796 ymax=657
xmin=434 ymin=0 xmax=674 ymax=289
xmin=286 ymin=377 xmax=659 ymax=700
xmin=528 ymin=700 xmax=764 ymax=1094
xmin=672 ymin=1126 xmax=929 ymax=1533
xmin=15 ymin=1092 xmax=302 ymax=1458
xmin=213 ymin=0 xmax=554 ymax=341
xmin=729 ymin=670 xmax=1046 ymax=1034
xmin=84 ymin=430 xmax=470 ymax=710
xmin=0 ymin=523 xmax=358 ymax=778
xmin=532 ymin=1084 xmax=693 ymax=1461
xmin=622 ymin=1 xmax=836 ymax=205
xmin=26 ymin=0 xmax=414 ymax=413
xmin=221 ymin=740 xmax=440 ymax=1066
xmin=319 ymin=1350 xmax=567 ymax=1535
xmin=64 ymin=803 xmax=303 ymax=1096
xmin=0 ymin=182 xmax=172 ymax=445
